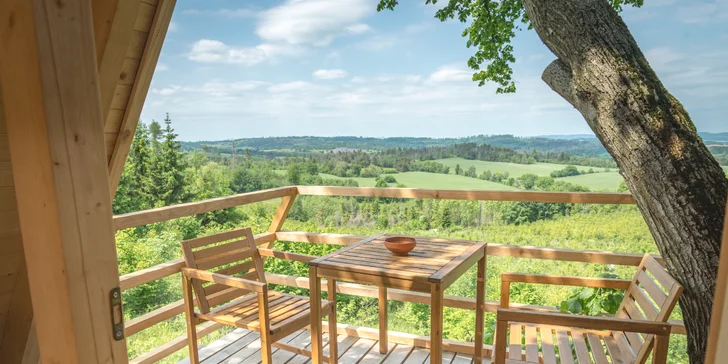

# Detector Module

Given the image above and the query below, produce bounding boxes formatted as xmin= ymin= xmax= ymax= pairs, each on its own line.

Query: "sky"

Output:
xmin=140 ymin=0 xmax=728 ymax=141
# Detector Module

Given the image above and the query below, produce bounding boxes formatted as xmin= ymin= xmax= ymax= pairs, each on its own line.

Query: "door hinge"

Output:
xmin=110 ymin=287 xmax=124 ymax=340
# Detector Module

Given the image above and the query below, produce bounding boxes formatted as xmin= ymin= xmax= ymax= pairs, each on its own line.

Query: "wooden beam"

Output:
xmin=108 ymin=0 xmax=175 ymax=194
xmin=295 ymin=186 xmax=636 ymax=204
xmin=92 ymin=0 xmax=143 ymax=123
xmin=706 ymin=193 xmax=728 ymax=364
xmin=0 ymin=0 xmax=126 ymax=362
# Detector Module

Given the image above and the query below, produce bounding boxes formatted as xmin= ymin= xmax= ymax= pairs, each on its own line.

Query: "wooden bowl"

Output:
xmin=384 ymin=236 xmax=416 ymax=256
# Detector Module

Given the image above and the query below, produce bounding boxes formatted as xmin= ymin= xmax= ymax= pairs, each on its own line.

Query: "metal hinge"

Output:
xmin=110 ymin=287 xmax=124 ymax=341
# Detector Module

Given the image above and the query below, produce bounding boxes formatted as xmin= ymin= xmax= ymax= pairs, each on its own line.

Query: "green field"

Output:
xmin=320 ymin=172 xmax=520 ymax=190
xmin=557 ymin=172 xmax=624 ymax=191
xmin=434 ymin=158 xmax=607 ymax=178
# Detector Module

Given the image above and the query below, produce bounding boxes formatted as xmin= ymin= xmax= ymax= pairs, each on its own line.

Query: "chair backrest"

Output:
xmin=180 ymin=227 xmax=265 ymax=314
xmin=613 ymin=254 xmax=683 ymax=363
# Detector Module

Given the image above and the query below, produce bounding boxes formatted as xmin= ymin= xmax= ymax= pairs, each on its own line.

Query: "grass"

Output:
xmin=557 ymin=171 xmax=624 ymax=191
xmin=321 ymin=171 xmax=520 ymax=190
xmin=434 ymin=158 xmax=608 ymax=178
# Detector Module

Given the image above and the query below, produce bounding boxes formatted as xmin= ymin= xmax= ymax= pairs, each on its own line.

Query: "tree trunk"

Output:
xmin=522 ymin=0 xmax=728 ymax=361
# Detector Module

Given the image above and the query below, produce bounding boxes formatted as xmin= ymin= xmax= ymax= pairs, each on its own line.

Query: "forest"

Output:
xmin=115 ymin=117 xmax=710 ymax=363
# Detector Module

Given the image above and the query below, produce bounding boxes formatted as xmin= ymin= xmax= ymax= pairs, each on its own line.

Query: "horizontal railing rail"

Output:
xmin=114 ymin=186 xmax=687 ymax=364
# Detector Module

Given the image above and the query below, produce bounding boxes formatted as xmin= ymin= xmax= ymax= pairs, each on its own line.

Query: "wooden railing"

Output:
xmin=114 ymin=186 xmax=684 ymax=364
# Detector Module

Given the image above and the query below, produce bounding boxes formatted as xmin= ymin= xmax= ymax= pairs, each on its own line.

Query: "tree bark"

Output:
xmin=522 ymin=0 xmax=728 ymax=362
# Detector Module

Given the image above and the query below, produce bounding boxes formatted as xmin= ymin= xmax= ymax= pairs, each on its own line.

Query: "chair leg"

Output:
xmin=182 ymin=276 xmax=200 ymax=364
xmin=327 ymin=279 xmax=338 ymax=363
xmin=493 ymin=319 xmax=507 ymax=364
xmin=260 ymin=333 xmax=273 ymax=364
xmin=653 ymin=334 xmax=670 ymax=363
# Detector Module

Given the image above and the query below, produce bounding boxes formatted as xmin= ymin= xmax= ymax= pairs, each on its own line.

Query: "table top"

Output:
xmin=309 ymin=235 xmax=486 ymax=285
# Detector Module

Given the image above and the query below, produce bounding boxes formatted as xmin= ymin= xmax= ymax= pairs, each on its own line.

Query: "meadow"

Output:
xmin=319 ymin=172 xmax=521 ymax=190
xmin=557 ymin=171 xmax=624 ymax=191
xmin=434 ymin=158 xmax=606 ymax=178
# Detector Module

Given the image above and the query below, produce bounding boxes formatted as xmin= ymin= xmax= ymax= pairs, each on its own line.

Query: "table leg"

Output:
xmin=430 ymin=283 xmax=443 ymax=364
xmin=327 ymin=279 xmax=338 ymax=363
xmin=378 ymin=286 xmax=388 ymax=353
xmin=310 ymin=266 xmax=323 ymax=364
xmin=474 ymin=255 xmax=486 ymax=363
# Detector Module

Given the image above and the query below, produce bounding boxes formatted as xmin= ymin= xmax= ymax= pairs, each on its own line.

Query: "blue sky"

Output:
xmin=141 ymin=0 xmax=728 ymax=141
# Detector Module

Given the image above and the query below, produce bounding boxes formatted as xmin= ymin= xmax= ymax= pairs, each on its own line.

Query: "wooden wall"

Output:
xmin=103 ymin=0 xmax=156 ymax=161
xmin=0 ymin=80 xmax=31 ymax=356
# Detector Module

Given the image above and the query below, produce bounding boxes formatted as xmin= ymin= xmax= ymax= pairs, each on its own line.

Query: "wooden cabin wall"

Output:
xmin=0 ymin=80 xmax=33 ymax=358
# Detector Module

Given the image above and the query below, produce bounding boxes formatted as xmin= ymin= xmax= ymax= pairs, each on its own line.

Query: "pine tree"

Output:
xmin=113 ymin=122 xmax=154 ymax=214
xmin=149 ymin=114 xmax=187 ymax=205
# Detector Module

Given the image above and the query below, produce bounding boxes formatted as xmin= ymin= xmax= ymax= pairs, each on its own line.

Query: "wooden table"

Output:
xmin=308 ymin=235 xmax=487 ymax=364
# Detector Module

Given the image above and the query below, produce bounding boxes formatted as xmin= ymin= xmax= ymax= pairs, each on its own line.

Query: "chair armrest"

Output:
xmin=502 ymin=273 xmax=631 ymax=289
xmin=497 ymin=308 xmax=671 ymax=335
xmin=182 ymin=268 xmax=267 ymax=293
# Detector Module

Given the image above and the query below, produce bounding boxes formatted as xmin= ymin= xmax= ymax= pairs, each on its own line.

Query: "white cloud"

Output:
xmin=156 ymin=63 xmax=169 ymax=71
xmin=188 ymin=39 xmax=302 ymax=66
xmin=427 ymin=65 xmax=472 ymax=83
xmin=268 ymin=81 xmax=315 ymax=93
xmin=153 ymin=85 xmax=182 ymax=96
xmin=346 ymin=23 xmax=372 ymax=34
xmin=313 ymin=69 xmax=349 ymax=79
xmin=644 ymin=46 xmax=728 ymax=107
xmin=142 ymin=64 xmax=583 ymax=139
xmin=354 ymin=35 xmax=397 ymax=51
xmin=677 ymin=0 xmax=728 ymax=23
xmin=168 ymin=21 xmax=179 ymax=32
xmin=256 ymin=0 xmax=375 ymax=46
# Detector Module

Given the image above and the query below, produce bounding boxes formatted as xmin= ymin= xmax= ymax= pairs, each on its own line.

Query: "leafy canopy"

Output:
xmin=377 ymin=0 xmax=644 ymax=93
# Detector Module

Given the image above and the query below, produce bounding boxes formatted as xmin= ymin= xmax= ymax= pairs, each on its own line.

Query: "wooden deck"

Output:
xmin=178 ymin=328 xmax=485 ymax=364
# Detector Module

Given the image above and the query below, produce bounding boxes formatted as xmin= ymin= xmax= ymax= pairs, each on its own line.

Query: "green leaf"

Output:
xmin=577 ymin=288 xmax=596 ymax=300
xmin=565 ymin=298 xmax=582 ymax=314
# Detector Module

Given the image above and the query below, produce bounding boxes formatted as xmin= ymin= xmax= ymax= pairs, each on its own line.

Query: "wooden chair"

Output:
xmin=180 ymin=227 xmax=337 ymax=364
xmin=494 ymin=254 xmax=682 ymax=364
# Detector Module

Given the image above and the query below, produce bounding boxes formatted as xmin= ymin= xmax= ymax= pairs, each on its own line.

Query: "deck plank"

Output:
xmin=404 ymin=347 xmax=430 ymax=364
xmin=201 ymin=329 xmax=258 ymax=364
xmin=359 ymin=342 xmax=396 ymax=364
xmin=382 ymin=345 xmax=415 ymax=364
xmin=450 ymin=352 xmax=473 ymax=364
xmin=339 ymin=337 xmax=377 ymax=363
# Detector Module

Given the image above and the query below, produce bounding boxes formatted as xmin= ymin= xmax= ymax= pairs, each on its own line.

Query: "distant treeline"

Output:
xmin=182 ymin=134 xmax=613 ymax=157
xmin=379 ymin=143 xmax=618 ymax=168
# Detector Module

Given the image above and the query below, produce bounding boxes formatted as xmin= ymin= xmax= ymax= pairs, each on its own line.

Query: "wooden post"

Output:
xmin=327 ymin=279 xmax=338 ymax=363
xmin=0 ymin=0 xmax=127 ymax=362
xmin=706 ymin=193 xmax=728 ymax=364
xmin=430 ymin=283 xmax=444 ymax=364
xmin=378 ymin=286 xmax=388 ymax=354
xmin=309 ymin=266 xmax=323 ymax=364
xmin=474 ymin=255 xmax=486 ymax=363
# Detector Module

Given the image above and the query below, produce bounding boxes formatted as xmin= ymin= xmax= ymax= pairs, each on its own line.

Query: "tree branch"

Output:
xmin=541 ymin=59 xmax=576 ymax=106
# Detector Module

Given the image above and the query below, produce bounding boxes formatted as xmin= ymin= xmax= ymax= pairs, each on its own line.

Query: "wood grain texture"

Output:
xmin=0 ymin=0 xmax=125 ymax=362
xmin=93 ymin=0 xmax=143 ymax=124
xmin=108 ymin=0 xmax=175 ymax=193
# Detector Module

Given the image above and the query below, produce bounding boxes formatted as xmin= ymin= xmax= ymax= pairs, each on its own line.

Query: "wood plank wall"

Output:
xmin=104 ymin=0 xmax=158 ymax=162
xmin=0 ymin=80 xmax=27 ymax=351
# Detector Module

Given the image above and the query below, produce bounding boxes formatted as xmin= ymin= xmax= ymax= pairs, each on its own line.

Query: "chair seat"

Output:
xmin=197 ymin=291 xmax=333 ymax=335
xmin=503 ymin=322 xmax=634 ymax=364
